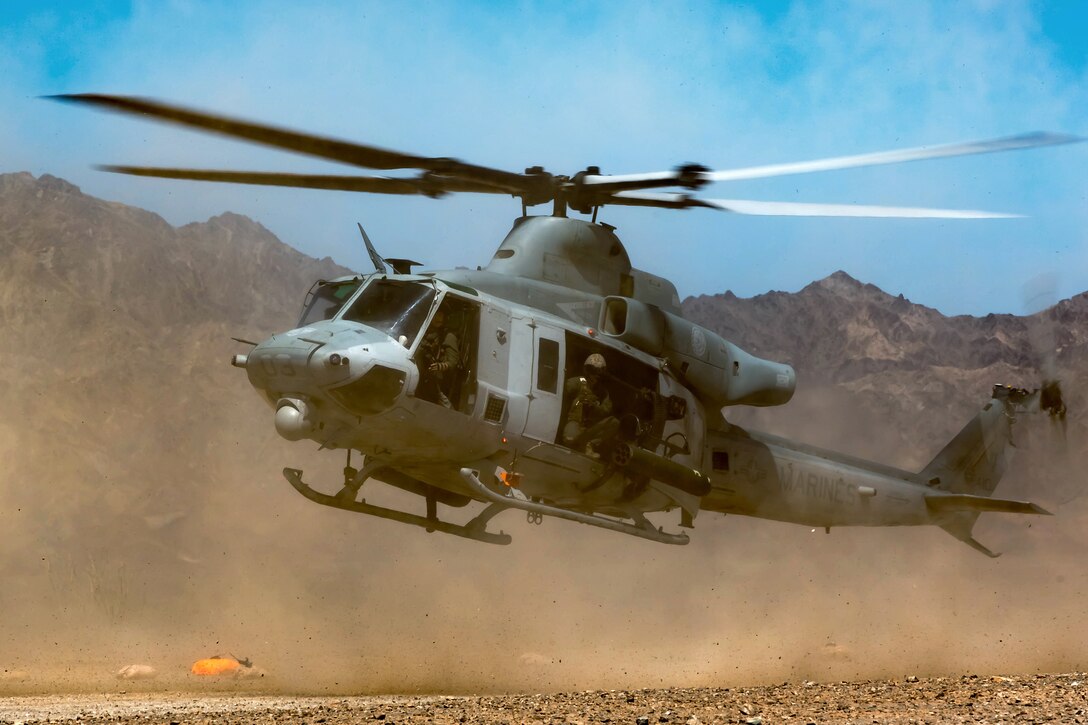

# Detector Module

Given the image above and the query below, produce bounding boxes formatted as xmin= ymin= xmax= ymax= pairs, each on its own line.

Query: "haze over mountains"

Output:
xmin=1 ymin=171 xmax=1085 ymax=692
xmin=684 ymin=266 xmax=1087 ymax=468
xmin=0 ymin=172 xmax=351 ymax=673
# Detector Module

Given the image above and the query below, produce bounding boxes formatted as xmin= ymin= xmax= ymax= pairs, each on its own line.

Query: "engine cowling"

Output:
xmin=600 ymin=296 xmax=796 ymax=407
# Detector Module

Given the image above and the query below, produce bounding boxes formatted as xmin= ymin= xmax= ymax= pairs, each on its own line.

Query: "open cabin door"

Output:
xmin=522 ymin=321 xmax=564 ymax=442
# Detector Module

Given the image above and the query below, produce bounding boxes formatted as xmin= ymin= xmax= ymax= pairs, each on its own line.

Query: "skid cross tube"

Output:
xmin=458 ymin=468 xmax=689 ymax=545
xmin=284 ymin=468 xmax=511 ymax=545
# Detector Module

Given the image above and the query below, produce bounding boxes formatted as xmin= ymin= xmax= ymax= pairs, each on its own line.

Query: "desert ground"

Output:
xmin=3 ymin=673 xmax=1088 ymax=724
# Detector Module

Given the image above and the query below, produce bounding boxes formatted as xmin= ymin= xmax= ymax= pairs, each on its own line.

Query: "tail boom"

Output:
xmin=701 ymin=388 xmax=1048 ymax=556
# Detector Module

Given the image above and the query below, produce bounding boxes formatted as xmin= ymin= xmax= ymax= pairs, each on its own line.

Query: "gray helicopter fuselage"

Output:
xmin=233 ymin=216 xmax=1034 ymax=544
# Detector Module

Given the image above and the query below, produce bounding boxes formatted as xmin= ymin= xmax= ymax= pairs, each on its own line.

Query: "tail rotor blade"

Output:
xmin=1022 ymin=273 xmax=1067 ymax=426
xmin=1018 ymin=273 xmax=1078 ymax=504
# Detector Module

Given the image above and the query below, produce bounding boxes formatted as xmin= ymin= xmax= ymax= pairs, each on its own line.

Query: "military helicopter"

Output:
xmin=53 ymin=94 xmax=1080 ymax=556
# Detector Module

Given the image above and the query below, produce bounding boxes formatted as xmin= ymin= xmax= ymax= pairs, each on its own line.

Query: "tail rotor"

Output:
xmin=1019 ymin=273 xmax=1077 ymax=502
xmin=1023 ymin=273 xmax=1069 ymax=436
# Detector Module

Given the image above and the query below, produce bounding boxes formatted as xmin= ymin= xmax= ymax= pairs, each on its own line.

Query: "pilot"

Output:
xmin=563 ymin=353 xmax=618 ymax=455
xmin=417 ymin=307 xmax=460 ymax=408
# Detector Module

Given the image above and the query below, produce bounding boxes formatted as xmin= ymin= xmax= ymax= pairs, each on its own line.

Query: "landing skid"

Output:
xmin=458 ymin=468 xmax=690 ymax=545
xmin=283 ymin=468 xmax=512 ymax=545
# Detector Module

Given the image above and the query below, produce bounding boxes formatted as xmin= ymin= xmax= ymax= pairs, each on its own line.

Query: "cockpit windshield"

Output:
xmin=298 ymin=278 xmax=363 ymax=327
xmin=341 ymin=279 xmax=436 ymax=347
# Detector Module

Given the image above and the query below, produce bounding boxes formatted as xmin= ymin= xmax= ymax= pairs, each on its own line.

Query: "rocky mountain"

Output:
xmin=684 ymin=270 xmax=1086 ymax=468
xmin=685 ymin=270 xmax=1088 ymax=383
xmin=0 ymin=172 xmax=351 ymax=619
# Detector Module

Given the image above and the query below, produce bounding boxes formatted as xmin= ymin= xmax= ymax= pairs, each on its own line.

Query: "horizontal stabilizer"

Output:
xmin=925 ymin=493 xmax=1052 ymax=516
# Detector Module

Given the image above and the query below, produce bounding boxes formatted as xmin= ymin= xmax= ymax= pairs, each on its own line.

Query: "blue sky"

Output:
xmin=3 ymin=1 xmax=1086 ymax=315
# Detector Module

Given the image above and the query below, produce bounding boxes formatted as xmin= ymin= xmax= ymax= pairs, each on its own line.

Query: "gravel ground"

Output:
xmin=2 ymin=673 xmax=1088 ymax=724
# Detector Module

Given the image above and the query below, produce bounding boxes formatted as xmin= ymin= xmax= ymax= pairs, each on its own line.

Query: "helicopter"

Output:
xmin=51 ymin=94 xmax=1080 ymax=557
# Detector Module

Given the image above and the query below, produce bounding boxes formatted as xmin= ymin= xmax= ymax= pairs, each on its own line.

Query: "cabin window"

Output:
xmin=537 ymin=338 xmax=560 ymax=393
xmin=712 ymin=450 xmax=730 ymax=471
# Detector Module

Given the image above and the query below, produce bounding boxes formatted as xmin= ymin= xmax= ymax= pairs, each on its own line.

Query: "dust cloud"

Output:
xmin=1 ymin=353 xmax=1086 ymax=696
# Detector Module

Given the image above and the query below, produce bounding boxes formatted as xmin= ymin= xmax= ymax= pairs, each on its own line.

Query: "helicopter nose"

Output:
xmin=242 ymin=325 xmax=377 ymax=395
xmin=238 ymin=322 xmax=414 ymax=437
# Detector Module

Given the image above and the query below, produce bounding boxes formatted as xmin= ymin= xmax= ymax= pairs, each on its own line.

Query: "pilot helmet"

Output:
xmin=584 ymin=353 xmax=607 ymax=375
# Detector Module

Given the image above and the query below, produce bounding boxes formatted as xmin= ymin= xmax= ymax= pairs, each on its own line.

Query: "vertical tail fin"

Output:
xmin=921 ymin=393 xmax=1014 ymax=497
xmin=921 ymin=388 xmax=1026 ymax=555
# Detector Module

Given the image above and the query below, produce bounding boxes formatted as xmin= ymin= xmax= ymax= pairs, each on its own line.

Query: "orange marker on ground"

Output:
xmin=191 ymin=657 xmax=241 ymax=676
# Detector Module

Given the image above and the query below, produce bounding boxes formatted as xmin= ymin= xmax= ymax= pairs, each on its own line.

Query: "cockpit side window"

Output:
xmin=298 ymin=279 xmax=362 ymax=327
xmin=341 ymin=280 xmax=437 ymax=347
xmin=412 ymin=296 xmax=479 ymax=413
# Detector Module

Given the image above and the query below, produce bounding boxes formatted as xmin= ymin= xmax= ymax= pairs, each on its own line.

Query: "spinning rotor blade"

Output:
xmin=1016 ymin=274 xmax=1075 ymax=505
xmin=1023 ymin=273 xmax=1068 ymax=428
xmin=585 ymin=133 xmax=1084 ymax=191
xmin=96 ymin=166 xmax=513 ymax=195
xmin=50 ymin=94 xmax=1082 ymax=216
xmin=580 ymin=165 xmax=710 ymax=193
xmin=705 ymin=132 xmax=1084 ymax=183
xmin=698 ymin=198 xmax=1019 ymax=218
xmin=608 ymin=191 xmax=1019 ymax=218
xmin=50 ymin=94 xmax=530 ymax=193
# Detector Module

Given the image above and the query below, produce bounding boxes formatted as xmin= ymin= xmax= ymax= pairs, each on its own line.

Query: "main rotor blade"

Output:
xmin=578 ymin=133 xmax=1083 ymax=192
xmin=608 ymin=191 xmax=1020 ymax=218
xmin=706 ymin=132 xmax=1084 ymax=183
xmin=579 ymin=169 xmax=706 ymax=193
xmin=96 ymin=166 xmax=514 ymax=195
xmin=700 ymin=197 xmax=1020 ymax=218
xmin=50 ymin=94 xmax=530 ymax=192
